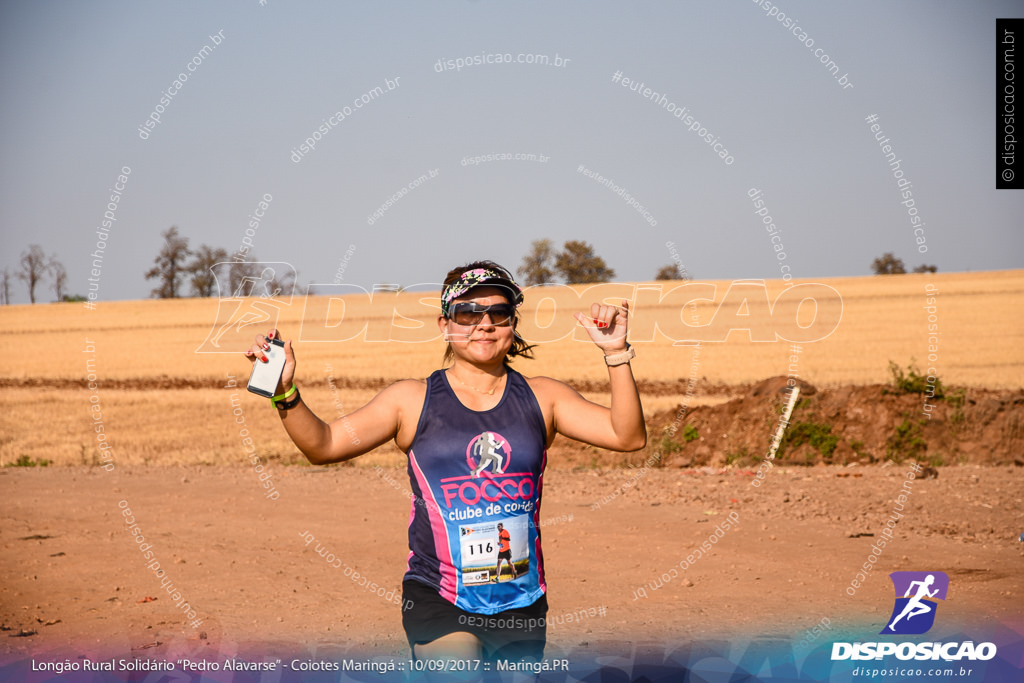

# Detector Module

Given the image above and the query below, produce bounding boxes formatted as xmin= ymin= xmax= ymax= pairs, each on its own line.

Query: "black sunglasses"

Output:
xmin=447 ymin=302 xmax=515 ymax=327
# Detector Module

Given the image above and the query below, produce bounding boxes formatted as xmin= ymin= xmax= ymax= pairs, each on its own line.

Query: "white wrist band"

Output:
xmin=604 ymin=344 xmax=635 ymax=366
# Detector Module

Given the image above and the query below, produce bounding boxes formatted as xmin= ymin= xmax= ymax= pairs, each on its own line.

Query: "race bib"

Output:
xmin=458 ymin=515 xmax=530 ymax=586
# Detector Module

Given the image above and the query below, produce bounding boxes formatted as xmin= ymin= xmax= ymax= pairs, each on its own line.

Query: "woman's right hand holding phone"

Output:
xmin=244 ymin=328 xmax=297 ymax=395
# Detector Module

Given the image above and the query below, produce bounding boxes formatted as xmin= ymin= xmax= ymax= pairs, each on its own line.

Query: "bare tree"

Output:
xmin=519 ymin=238 xmax=556 ymax=286
xmin=49 ymin=257 xmax=68 ymax=301
xmin=188 ymin=245 xmax=229 ymax=297
xmin=17 ymin=245 xmax=48 ymax=303
xmin=554 ymin=240 xmax=616 ymax=284
xmin=228 ymin=259 xmax=263 ymax=296
xmin=871 ymin=252 xmax=906 ymax=275
xmin=145 ymin=226 xmax=192 ymax=298
xmin=1 ymin=268 xmax=11 ymax=305
xmin=227 ymin=255 xmax=297 ymax=298
xmin=269 ymin=267 xmax=299 ymax=297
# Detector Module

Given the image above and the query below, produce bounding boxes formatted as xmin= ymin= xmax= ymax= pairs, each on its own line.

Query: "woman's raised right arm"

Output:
xmin=244 ymin=329 xmax=411 ymax=465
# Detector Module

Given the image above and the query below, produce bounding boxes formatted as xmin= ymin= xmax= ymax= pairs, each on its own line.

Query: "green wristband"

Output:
xmin=271 ymin=384 xmax=297 ymax=405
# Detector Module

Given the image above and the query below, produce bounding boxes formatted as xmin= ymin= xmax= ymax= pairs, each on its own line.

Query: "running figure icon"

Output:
xmin=471 ymin=432 xmax=507 ymax=477
xmin=887 ymin=574 xmax=939 ymax=631
xmin=201 ymin=264 xmax=294 ymax=352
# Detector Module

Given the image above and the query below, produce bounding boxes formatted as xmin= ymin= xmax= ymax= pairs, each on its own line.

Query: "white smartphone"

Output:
xmin=247 ymin=338 xmax=287 ymax=398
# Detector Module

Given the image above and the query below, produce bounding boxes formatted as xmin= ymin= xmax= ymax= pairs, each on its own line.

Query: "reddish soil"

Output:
xmin=2 ymin=461 xmax=1021 ymax=663
xmin=2 ymin=377 xmax=1021 ymax=677
xmin=573 ymin=379 xmax=1024 ymax=468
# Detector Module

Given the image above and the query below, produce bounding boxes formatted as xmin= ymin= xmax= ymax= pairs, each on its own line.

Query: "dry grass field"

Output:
xmin=1 ymin=270 xmax=1021 ymax=467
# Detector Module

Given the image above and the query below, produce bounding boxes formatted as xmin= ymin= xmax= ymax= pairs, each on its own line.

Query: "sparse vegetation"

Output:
xmin=849 ymin=439 xmax=869 ymax=461
xmin=682 ymin=424 xmax=699 ymax=443
xmin=887 ymin=360 xmax=944 ymax=399
xmin=7 ymin=454 xmax=51 ymax=468
xmin=79 ymin=444 xmax=98 ymax=467
xmin=778 ymin=422 xmax=839 ymax=462
xmin=947 ymin=388 xmax=966 ymax=428
xmin=725 ymin=448 xmax=753 ymax=466
xmin=658 ymin=429 xmax=683 ymax=457
xmin=886 ymin=416 xmax=928 ymax=462
xmin=777 ymin=396 xmax=811 ymax=414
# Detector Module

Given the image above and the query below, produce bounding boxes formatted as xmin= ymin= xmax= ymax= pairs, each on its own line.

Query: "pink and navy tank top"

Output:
xmin=404 ymin=367 xmax=547 ymax=614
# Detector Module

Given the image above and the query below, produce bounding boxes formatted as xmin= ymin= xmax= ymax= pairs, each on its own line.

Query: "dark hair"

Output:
xmin=441 ymin=260 xmax=535 ymax=366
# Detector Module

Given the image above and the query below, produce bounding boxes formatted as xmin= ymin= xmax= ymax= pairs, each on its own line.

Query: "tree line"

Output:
xmin=517 ymin=238 xmax=684 ymax=285
xmin=5 ymin=245 xmax=68 ymax=304
xmin=870 ymin=252 xmax=937 ymax=275
xmin=4 ymin=231 xmax=937 ymax=305
xmin=144 ymin=226 xmax=295 ymax=299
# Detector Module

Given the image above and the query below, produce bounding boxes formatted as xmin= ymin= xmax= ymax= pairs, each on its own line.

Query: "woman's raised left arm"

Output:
xmin=543 ymin=300 xmax=646 ymax=451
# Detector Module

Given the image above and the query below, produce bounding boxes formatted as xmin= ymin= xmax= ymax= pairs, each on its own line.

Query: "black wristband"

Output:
xmin=274 ymin=386 xmax=302 ymax=411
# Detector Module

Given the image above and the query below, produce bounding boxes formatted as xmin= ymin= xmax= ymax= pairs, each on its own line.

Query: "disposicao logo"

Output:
xmin=881 ymin=571 xmax=948 ymax=635
xmin=831 ymin=570 xmax=997 ymax=663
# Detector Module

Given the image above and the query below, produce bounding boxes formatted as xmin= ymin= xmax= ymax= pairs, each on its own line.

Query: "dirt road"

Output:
xmin=2 ymin=463 xmax=1021 ymax=672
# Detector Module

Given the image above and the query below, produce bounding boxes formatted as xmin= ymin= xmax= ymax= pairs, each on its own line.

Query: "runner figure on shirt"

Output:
xmin=494 ymin=523 xmax=517 ymax=581
xmin=471 ymin=431 xmax=506 ymax=477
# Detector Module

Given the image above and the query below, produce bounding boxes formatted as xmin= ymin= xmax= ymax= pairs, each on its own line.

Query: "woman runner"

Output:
xmin=244 ymin=260 xmax=645 ymax=665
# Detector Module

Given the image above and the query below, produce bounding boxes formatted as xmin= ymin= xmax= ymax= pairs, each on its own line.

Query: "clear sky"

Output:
xmin=1 ymin=0 xmax=1021 ymax=304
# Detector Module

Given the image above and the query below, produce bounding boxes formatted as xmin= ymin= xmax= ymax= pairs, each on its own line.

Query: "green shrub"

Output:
xmin=886 ymin=417 xmax=928 ymax=462
xmin=779 ymin=422 xmax=839 ymax=462
xmin=887 ymin=360 xmax=944 ymax=398
xmin=682 ymin=424 xmax=699 ymax=443
xmin=659 ymin=429 xmax=684 ymax=456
